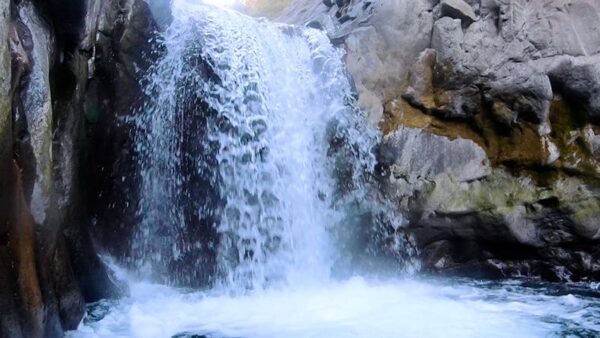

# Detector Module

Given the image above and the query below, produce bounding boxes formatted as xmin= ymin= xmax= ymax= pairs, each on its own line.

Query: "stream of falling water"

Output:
xmin=70 ymin=1 xmax=600 ymax=337
xmin=130 ymin=0 xmax=384 ymax=290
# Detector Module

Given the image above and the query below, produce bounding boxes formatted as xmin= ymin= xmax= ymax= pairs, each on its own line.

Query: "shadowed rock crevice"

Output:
xmin=0 ymin=0 xmax=162 ymax=336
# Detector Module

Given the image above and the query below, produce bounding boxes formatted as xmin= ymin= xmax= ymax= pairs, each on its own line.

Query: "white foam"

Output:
xmin=69 ymin=277 xmax=600 ymax=338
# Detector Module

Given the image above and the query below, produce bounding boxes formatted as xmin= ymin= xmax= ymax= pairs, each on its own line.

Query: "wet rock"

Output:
xmin=0 ymin=247 xmax=26 ymax=338
xmin=83 ymin=299 xmax=118 ymax=325
xmin=46 ymin=0 xmax=91 ymax=50
xmin=1 ymin=0 xmax=158 ymax=336
xmin=10 ymin=161 xmax=45 ymax=338
xmin=64 ymin=224 xmax=124 ymax=301
xmin=83 ymin=0 xmax=162 ymax=261
xmin=404 ymin=167 xmax=600 ymax=281
xmin=172 ymin=332 xmax=234 ymax=338
xmin=0 ymin=0 xmax=12 ymax=236
xmin=51 ymin=234 xmax=85 ymax=330
xmin=147 ymin=0 xmax=173 ymax=29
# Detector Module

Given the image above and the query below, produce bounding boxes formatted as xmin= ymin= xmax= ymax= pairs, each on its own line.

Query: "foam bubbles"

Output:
xmin=69 ymin=277 xmax=600 ymax=338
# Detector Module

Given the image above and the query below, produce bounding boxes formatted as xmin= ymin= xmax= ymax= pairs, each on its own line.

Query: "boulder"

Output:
xmin=488 ymin=63 xmax=553 ymax=125
xmin=407 ymin=169 xmax=600 ymax=281
xmin=440 ymin=0 xmax=477 ymax=25
xmin=380 ymin=127 xmax=490 ymax=184
xmin=431 ymin=17 xmax=464 ymax=76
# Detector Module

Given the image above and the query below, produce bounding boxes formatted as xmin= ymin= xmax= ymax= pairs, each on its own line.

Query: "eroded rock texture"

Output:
xmin=276 ymin=0 xmax=600 ymax=282
xmin=0 ymin=0 xmax=161 ymax=336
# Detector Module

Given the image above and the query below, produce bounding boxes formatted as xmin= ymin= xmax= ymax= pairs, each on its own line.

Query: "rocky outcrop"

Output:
xmin=440 ymin=0 xmax=477 ymax=25
xmin=276 ymin=0 xmax=600 ymax=282
xmin=0 ymin=0 xmax=160 ymax=336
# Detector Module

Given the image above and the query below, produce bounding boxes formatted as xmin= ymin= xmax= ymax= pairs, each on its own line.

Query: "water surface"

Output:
xmin=70 ymin=277 xmax=600 ymax=338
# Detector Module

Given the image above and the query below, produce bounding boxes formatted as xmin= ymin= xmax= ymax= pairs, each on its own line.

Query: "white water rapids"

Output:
xmin=70 ymin=269 xmax=600 ymax=338
xmin=71 ymin=1 xmax=600 ymax=337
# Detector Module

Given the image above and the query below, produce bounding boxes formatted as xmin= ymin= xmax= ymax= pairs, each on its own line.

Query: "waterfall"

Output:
xmin=132 ymin=0 xmax=399 ymax=291
xmin=69 ymin=2 xmax=600 ymax=338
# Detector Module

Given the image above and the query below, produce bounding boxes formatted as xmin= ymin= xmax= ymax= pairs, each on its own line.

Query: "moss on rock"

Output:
xmin=424 ymin=170 xmax=540 ymax=214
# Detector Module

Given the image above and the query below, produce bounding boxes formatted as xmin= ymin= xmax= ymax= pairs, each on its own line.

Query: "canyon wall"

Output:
xmin=0 ymin=0 xmax=159 ymax=336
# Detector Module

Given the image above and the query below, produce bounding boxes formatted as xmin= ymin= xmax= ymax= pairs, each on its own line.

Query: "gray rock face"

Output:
xmin=380 ymin=127 xmax=490 ymax=184
xmin=343 ymin=1 xmax=434 ymax=123
xmin=276 ymin=0 xmax=600 ymax=281
xmin=280 ymin=0 xmax=600 ymax=128
xmin=440 ymin=0 xmax=477 ymax=25
xmin=378 ymin=126 xmax=492 ymax=222
xmin=488 ymin=64 xmax=554 ymax=125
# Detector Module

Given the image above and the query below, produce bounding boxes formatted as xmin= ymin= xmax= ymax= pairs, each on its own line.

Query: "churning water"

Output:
xmin=70 ymin=271 xmax=600 ymax=338
xmin=71 ymin=1 xmax=600 ymax=337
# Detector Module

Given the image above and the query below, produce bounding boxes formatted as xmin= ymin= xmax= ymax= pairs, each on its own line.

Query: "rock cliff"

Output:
xmin=275 ymin=0 xmax=600 ymax=281
xmin=0 ymin=0 xmax=160 ymax=336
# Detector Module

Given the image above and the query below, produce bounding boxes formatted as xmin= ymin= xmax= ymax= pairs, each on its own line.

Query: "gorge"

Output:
xmin=1 ymin=0 xmax=600 ymax=337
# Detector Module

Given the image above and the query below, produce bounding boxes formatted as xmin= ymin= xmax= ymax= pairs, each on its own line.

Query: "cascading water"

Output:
xmin=132 ymin=0 xmax=386 ymax=290
xmin=70 ymin=2 xmax=600 ymax=337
